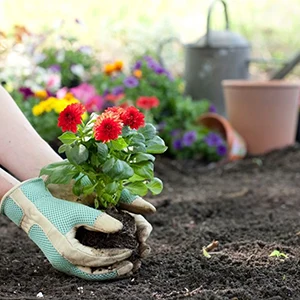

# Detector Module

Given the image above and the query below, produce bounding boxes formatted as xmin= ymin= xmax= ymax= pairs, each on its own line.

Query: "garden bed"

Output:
xmin=1 ymin=145 xmax=300 ymax=299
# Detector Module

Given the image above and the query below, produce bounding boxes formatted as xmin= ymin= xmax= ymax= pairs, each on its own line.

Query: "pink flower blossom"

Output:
xmin=85 ymin=95 xmax=104 ymax=112
xmin=56 ymin=87 xmax=68 ymax=99
xmin=70 ymin=83 xmax=96 ymax=104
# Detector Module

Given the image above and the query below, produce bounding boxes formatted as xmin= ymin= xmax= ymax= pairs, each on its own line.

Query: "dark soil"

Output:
xmin=2 ymin=145 xmax=300 ymax=300
xmin=76 ymin=209 xmax=139 ymax=261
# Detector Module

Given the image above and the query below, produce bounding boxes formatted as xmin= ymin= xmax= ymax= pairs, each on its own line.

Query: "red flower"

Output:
xmin=58 ymin=103 xmax=86 ymax=133
xmin=93 ymin=112 xmax=123 ymax=143
xmin=136 ymin=96 xmax=160 ymax=110
xmin=104 ymin=106 xmax=125 ymax=119
xmin=121 ymin=106 xmax=145 ymax=130
xmin=105 ymin=93 xmax=124 ymax=103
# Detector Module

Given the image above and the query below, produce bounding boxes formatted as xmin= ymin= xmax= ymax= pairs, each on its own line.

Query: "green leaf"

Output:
xmin=132 ymin=161 xmax=154 ymax=179
xmin=102 ymin=157 xmax=116 ymax=173
xmin=58 ymin=144 xmax=67 ymax=154
xmin=58 ymin=132 xmax=77 ymax=145
xmin=114 ymin=161 xmax=134 ymax=180
xmin=202 ymin=248 xmax=211 ymax=258
xmin=132 ymin=153 xmax=155 ymax=163
xmin=39 ymin=160 xmax=72 ymax=176
xmin=111 ymin=138 xmax=128 ymax=151
xmin=138 ymin=123 xmax=157 ymax=140
xmin=122 ymin=126 xmax=134 ymax=137
xmin=96 ymin=142 xmax=108 ymax=159
xmin=91 ymin=153 xmax=100 ymax=167
xmin=105 ymin=159 xmax=134 ymax=180
xmin=42 ymin=164 xmax=77 ymax=185
xmin=66 ymin=144 xmax=89 ymax=165
xmin=72 ymin=179 xmax=83 ymax=196
xmin=131 ymin=142 xmax=147 ymax=153
xmin=105 ymin=182 xmax=118 ymax=194
xmin=83 ymin=184 xmax=96 ymax=195
xmin=269 ymin=250 xmax=288 ymax=258
xmin=131 ymin=133 xmax=145 ymax=144
xmin=125 ymin=182 xmax=148 ymax=196
xmin=128 ymin=173 xmax=146 ymax=182
xmin=146 ymin=177 xmax=163 ymax=195
xmin=146 ymin=136 xmax=168 ymax=154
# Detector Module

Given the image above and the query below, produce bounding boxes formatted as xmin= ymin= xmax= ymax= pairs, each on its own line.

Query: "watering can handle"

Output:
xmin=205 ymin=0 xmax=230 ymax=46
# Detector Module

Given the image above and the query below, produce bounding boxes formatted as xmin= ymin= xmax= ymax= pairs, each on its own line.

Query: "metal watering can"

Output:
xmin=158 ymin=0 xmax=300 ymax=116
xmin=184 ymin=0 xmax=250 ymax=116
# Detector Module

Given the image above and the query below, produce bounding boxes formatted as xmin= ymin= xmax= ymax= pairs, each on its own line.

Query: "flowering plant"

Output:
xmin=11 ymin=88 xmax=82 ymax=143
xmin=40 ymin=103 xmax=167 ymax=208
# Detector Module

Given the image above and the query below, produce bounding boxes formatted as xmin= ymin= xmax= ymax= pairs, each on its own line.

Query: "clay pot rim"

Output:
xmin=222 ymin=80 xmax=300 ymax=89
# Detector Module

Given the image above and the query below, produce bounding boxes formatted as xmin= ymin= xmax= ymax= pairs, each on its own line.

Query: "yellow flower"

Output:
xmin=42 ymin=97 xmax=57 ymax=112
xmin=133 ymin=69 xmax=142 ymax=79
xmin=34 ymin=90 xmax=48 ymax=100
xmin=64 ymin=92 xmax=76 ymax=101
xmin=53 ymin=98 xmax=80 ymax=114
xmin=104 ymin=63 xmax=115 ymax=75
xmin=114 ymin=60 xmax=123 ymax=71
xmin=3 ymin=82 xmax=14 ymax=93
xmin=32 ymin=103 xmax=45 ymax=116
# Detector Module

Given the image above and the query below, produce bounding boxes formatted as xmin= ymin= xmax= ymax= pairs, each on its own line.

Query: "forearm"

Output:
xmin=0 ymin=168 xmax=20 ymax=199
xmin=0 ymin=86 xmax=62 ymax=180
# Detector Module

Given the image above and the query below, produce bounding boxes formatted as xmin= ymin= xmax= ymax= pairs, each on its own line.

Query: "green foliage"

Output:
xmin=39 ymin=48 xmax=98 ymax=88
xmin=11 ymin=91 xmax=62 ymax=143
xmin=269 ymin=250 xmax=288 ymax=259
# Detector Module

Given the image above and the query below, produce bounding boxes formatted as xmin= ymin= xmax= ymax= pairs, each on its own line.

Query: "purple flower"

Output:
xmin=49 ymin=64 xmax=61 ymax=73
xmin=204 ymin=132 xmax=224 ymax=147
xmin=171 ymin=129 xmax=181 ymax=137
xmin=208 ymin=104 xmax=217 ymax=113
xmin=147 ymin=60 xmax=164 ymax=74
xmin=144 ymin=55 xmax=153 ymax=62
xmin=133 ymin=60 xmax=142 ymax=70
xmin=156 ymin=122 xmax=166 ymax=131
xmin=182 ymin=131 xmax=197 ymax=147
xmin=79 ymin=46 xmax=92 ymax=55
xmin=112 ymin=86 xmax=124 ymax=96
xmin=173 ymin=139 xmax=183 ymax=150
xmin=216 ymin=144 xmax=227 ymax=156
xmin=19 ymin=87 xmax=34 ymax=100
xmin=145 ymin=56 xmax=172 ymax=78
xmin=123 ymin=76 xmax=139 ymax=88
xmin=103 ymin=89 xmax=110 ymax=97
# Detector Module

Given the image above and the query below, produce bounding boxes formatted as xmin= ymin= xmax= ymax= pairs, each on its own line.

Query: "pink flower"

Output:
xmin=70 ymin=83 xmax=96 ymax=104
xmin=46 ymin=74 xmax=61 ymax=91
xmin=56 ymin=87 xmax=68 ymax=99
xmin=85 ymin=95 xmax=104 ymax=112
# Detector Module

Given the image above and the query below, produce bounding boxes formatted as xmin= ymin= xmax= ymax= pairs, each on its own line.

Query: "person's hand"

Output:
xmin=0 ymin=178 xmax=137 ymax=280
xmin=48 ymin=182 xmax=156 ymax=259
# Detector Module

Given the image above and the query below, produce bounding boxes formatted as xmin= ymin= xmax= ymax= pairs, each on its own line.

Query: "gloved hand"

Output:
xmin=0 ymin=178 xmax=140 ymax=280
xmin=48 ymin=182 xmax=156 ymax=259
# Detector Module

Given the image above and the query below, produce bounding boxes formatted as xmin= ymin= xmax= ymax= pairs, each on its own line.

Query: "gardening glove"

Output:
xmin=48 ymin=182 xmax=155 ymax=258
xmin=0 ymin=178 xmax=135 ymax=281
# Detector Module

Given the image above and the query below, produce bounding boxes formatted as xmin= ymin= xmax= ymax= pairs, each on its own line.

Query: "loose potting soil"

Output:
xmin=1 ymin=145 xmax=300 ymax=300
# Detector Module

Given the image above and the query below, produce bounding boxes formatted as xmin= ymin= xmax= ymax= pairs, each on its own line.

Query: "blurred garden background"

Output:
xmin=1 ymin=0 xmax=299 ymax=77
xmin=0 ymin=0 xmax=299 ymax=162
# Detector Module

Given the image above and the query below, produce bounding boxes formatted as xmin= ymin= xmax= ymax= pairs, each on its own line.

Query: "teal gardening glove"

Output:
xmin=48 ymin=181 xmax=156 ymax=258
xmin=0 ymin=178 xmax=137 ymax=280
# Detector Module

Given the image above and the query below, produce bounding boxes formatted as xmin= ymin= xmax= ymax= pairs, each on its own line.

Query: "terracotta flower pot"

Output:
xmin=222 ymin=80 xmax=300 ymax=155
xmin=198 ymin=112 xmax=247 ymax=161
